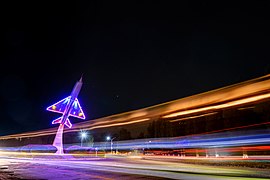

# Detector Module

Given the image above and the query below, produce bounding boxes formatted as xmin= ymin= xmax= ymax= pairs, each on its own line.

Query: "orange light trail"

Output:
xmin=163 ymin=92 xmax=270 ymax=118
xmin=0 ymin=74 xmax=270 ymax=141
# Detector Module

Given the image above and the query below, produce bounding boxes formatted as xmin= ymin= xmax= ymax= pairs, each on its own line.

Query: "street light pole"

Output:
xmin=106 ymin=136 xmax=116 ymax=154
xmin=80 ymin=131 xmax=87 ymax=147
xmin=110 ymin=137 xmax=116 ymax=154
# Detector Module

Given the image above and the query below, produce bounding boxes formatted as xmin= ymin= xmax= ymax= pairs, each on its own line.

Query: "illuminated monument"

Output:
xmin=46 ymin=77 xmax=85 ymax=154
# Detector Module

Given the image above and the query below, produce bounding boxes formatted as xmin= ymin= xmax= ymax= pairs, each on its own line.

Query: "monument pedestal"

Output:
xmin=53 ymin=124 xmax=64 ymax=155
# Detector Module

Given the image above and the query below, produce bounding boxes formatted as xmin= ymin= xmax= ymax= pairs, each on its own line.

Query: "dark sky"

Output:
xmin=1 ymin=1 xmax=270 ymax=135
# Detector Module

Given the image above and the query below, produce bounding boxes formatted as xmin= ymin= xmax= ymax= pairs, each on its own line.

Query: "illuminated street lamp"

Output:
xmin=80 ymin=131 xmax=88 ymax=147
xmin=106 ymin=136 xmax=116 ymax=154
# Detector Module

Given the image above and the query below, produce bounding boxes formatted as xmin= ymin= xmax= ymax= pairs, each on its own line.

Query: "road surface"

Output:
xmin=1 ymin=155 xmax=270 ymax=180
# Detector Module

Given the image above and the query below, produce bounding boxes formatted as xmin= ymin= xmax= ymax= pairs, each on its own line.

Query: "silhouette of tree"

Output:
xmin=137 ymin=132 xmax=145 ymax=139
xmin=119 ymin=128 xmax=131 ymax=140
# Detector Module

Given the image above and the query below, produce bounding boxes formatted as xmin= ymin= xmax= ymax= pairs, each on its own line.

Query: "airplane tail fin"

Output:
xmin=52 ymin=117 xmax=72 ymax=128
xmin=64 ymin=118 xmax=72 ymax=128
xmin=52 ymin=117 xmax=62 ymax=124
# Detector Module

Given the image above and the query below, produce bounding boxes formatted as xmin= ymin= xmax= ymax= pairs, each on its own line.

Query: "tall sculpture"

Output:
xmin=46 ymin=77 xmax=85 ymax=154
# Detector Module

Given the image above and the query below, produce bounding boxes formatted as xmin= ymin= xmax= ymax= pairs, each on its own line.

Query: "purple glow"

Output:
xmin=51 ymin=117 xmax=72 ymax=128
xmin=47 ymin=96 xmax=85 ymax=129
xmin=64 ymin=118 xmax=72 ymax=128
xmin=51 ymin=117 xmax=62 ymax=124
xmin=46 ymin=96 xmax=71 ymax=114
xmin=70 ymin=98 xmax=86 ymax=119
xmin=47 ymin=96 xmax=85 ymax=120
xmin=46 ymin=77 xmax=85 ymax=155
xmin=53 ymin=124 xmax=64 ymax=154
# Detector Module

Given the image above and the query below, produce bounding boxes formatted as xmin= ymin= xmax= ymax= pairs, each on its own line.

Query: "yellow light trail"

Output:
xmin=169 ymin=112 xmax=218 ymax=122
xmin=0 ymin=74 xmax=270 ymax=140
xmin=163 ymin=92 xmax=270 ymax=118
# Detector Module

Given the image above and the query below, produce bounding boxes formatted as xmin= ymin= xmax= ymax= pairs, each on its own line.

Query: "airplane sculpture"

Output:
xmin=46 ymin=77 xmax=85 ymax=154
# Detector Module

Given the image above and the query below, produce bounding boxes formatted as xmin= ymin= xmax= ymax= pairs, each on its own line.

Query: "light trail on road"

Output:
xmin=1 ymin=74 xmax=270 ymax=140
xmin=1 ymin=155 xmax=270 ymax=180
xmin=1 ymin=129 xmax=270 ymax=160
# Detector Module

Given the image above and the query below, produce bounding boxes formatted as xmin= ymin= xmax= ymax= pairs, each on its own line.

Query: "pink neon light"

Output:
xmin=46 ymin=96 xmax=71 ymax=114
xmin=69 ymin=98 xmax=86 ymax=119
xmin=47 ymin=96 xmax=86 ymax=128
xmin=52 ymin=117 xmax=62 ymax=124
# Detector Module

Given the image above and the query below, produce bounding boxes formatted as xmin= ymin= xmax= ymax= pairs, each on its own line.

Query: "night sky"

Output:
xmin=1 ymin=1 xmax=270 ymax=135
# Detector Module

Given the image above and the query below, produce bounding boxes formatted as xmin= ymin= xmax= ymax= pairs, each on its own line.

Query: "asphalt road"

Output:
xmin=1 ymin=155 xmax=270 ymax=180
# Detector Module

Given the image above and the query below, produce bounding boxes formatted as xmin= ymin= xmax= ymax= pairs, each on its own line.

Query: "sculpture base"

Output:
xmin=53 ymin=124 xmax=64 ymax=155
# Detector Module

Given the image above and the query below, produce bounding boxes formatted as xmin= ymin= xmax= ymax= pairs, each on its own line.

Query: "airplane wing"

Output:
xmin=51 ymin=117 xmax=72 ymax=128
xmin=69 ymin=98 xmax=86 ymax=119
xmin=46 ymin=96 xmax=71 ymax=114
xmin=64 ymin=118 xmax=72 ymax=128
xmin=52 ymin=117 xmax=62 ymax=124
